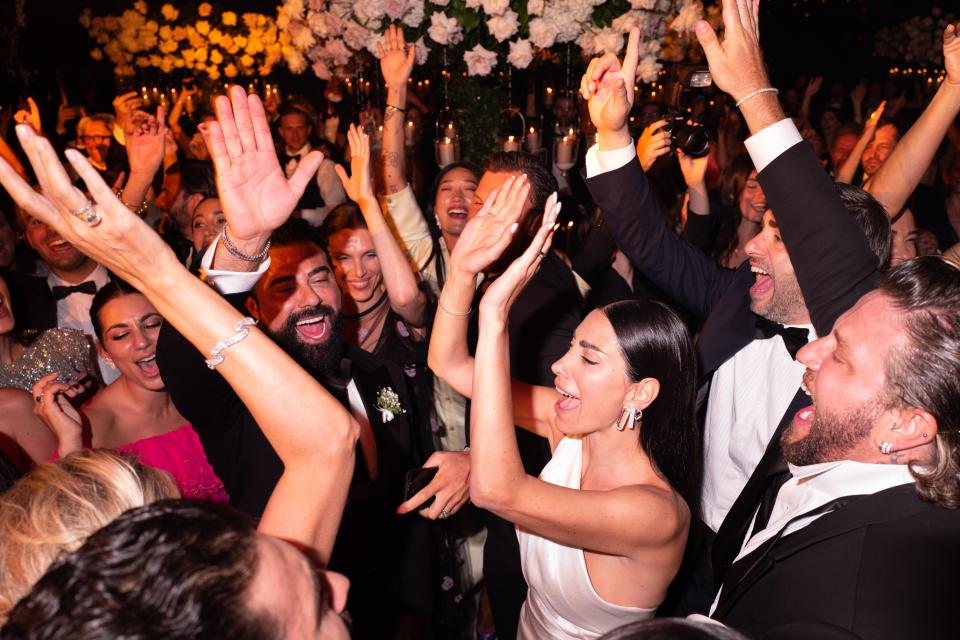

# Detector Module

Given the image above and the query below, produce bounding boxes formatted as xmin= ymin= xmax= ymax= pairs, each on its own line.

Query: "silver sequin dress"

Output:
xmin=0 ymin=328 xmax=97 ymax=392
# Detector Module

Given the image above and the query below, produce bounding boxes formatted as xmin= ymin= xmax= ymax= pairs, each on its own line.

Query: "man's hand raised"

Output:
xmin=580 ymin=27 xmax=640 ymax=151
xmin=199 ymin=86 xmax=322 ymax=252
xmin=694 ymin=0 xmax=783 ymax=135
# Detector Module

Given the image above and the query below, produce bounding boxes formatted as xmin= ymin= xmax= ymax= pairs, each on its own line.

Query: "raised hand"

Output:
xmin=199 ymin=85 xmax=323 ymax=247
xmin=449 ymin=175 xmax=531 ymax=278
xmin=804 ymin=76 xmax=823 ymax=99
xmin=32 ymin=372 xmax=85 ymax=456
xmin=693 ymin=0 xmax=768 ymax=102
xmin=580 ymin=27 xmax=641 ymax=149
xmin=14 ymin=98 xmax=42 ymax=135
xmin=334 ymin=123 xmax=376 ymax=205
xmin=0 ymin=124 xmax=174 ymax=290
xmin=677 ymin=148 xmax=709 ymax=188
xmin=112 ymin=91 xmax=145 ymax=132
xmin=478 ymin=192 xmax=561 ymax=320
xmin=945 ymin=22 xmax=960 ymax=86
xmin=377 ymin=23 xmax=415 ymax=90
xmin=125 ymin=106 xmax=167 ymax=184
xmin=636 ymin=119 xmax=671 ymax=171
xmin=863 ymin=100 xmax=886 ymax=136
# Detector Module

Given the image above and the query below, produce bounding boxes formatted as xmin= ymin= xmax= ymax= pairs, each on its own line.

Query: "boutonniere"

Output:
xmin=375 ymin=387 xmax=406 ymax=423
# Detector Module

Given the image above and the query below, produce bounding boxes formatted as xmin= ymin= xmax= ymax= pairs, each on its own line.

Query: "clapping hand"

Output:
xmin=580 ymin=27 xmax=641 ymax=150
xmin=449 ymin=175 xmax=532 ymax=279
xmin=334 ymin=124 xmax=376 ymax=205
xmin=478 ymin=192 xmax=561 ymax=321
xmin=198 ymin=85 xmax=323 ymax=248
xmin=32 ymin=372 xmax=85 ymax=456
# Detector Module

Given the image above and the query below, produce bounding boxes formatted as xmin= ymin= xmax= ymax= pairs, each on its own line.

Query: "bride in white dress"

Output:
xmin=430 ymin=176 xmax=701 ymax=639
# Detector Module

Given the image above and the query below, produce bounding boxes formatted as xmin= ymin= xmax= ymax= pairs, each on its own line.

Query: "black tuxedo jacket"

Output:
xmin=3 ymin=271 xmax=60 ymax=331
xmin=586 ymin=140 xmax=881 ymax=590
xmin=714 ymin=483 xmax=960 ymax=639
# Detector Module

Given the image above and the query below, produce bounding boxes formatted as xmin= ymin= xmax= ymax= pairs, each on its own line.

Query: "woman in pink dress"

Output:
xmin=32 ymin=280 xmax=227 ymax=503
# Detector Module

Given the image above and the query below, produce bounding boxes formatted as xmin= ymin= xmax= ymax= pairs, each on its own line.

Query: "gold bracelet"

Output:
xmin=438 ymin=298 xmax=471 ymax=317
xmin=115 ymin=189 xmax=149 ymax=216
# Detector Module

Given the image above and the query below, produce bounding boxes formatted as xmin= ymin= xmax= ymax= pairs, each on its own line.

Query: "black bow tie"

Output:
xmin=280 ymin=152 xmax=302 ymax=165
xmin=754 ymin=317 xmax=809 ymax=359
xmin=51 ymin=281 xmax=98 ymax=300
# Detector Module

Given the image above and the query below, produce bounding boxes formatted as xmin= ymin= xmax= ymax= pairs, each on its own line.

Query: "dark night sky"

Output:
xmin=1 ymin=0 xmax=945 ymax=108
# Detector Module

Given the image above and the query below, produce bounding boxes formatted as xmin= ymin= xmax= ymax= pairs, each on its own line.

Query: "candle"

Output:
xmin=556 ymin=134 xmax=576 ymax=169
xmin=141 ymin=86 xmax=149 ymax=102
xmin=445 ymin=122 xmax=457 ymax=138
xmin=437 ymin=137 xmax=456 ymax=166
xmin=405 ymin=120 xmax=416 ymax=147
xmin=503 ymin=135 xmax=520 ymax=153
xmin=526 ymin=126 xmax=540 ymax=153
xmin=544 ymin=86 xmax=554 ymax=107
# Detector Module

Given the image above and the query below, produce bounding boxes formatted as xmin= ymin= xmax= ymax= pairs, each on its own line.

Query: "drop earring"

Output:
xmin=879 ymin=442 xmax=893 ymax=455
xmin=615 ymin=407 xmax=641 ymax=431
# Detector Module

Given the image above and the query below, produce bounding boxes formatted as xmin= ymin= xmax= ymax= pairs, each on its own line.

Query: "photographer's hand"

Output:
xmin=636 ymin=120 xmax=671 ymax=172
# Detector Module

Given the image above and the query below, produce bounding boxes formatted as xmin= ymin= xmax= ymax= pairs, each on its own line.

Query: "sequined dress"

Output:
xmin=0 ymin=329 xmax=95 ymax=392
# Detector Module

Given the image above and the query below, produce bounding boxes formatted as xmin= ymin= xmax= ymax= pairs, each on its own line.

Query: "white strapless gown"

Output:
xmin=516 ymin=437 xmax=657 ymax=639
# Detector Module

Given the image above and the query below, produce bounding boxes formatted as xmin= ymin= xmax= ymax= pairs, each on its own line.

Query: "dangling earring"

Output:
xmin=634 ymin=408 xmax=643 ymax=430
xmin=435 ymin=214 xmax=443 ymax=229
xmin=615 ymin=407 xmax=641 ymax=431
xmin=879 ymin=441 xmax=893 ymax=455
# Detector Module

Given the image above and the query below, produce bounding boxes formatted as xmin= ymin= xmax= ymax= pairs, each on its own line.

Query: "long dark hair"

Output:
xmin=424 ymin=160 xmax=482 ymax=291
xmin=601 ymin=300 xmax=701 ymax=516
xmin=89 ymin=280 xmax=140 ymax=342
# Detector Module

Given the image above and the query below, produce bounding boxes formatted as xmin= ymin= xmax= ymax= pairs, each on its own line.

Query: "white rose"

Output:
xmin=487 ymin=9 xmax=519 ymax=42
xmin=629 ymin=0 xmax=656 ymax=8
xmin=613 ymin=11 xmax=646 ymax=34
xmin=670 ymin=0 xmax=703 ymax=34
xmin=637 ymin=54 xmax=662 ymax=83
xmin=430 ymin=0 xmax=450 ymax=5
xmin=324 ymin=38 xmax=352 ymax=65
xmin=464 ymin=43 xmax=498 ymax=76
xmin=342 ymin=21 xmax=369 ymax=50
xmin=593 ymin=27 xmax=623 ymax=55
xmin=286 ymin=48 xmax=308 ymax=73
xmin=577 ymin=29 xmax=597 ymax=57
xmin=481 ymin=0 xmax=510 ymax=16
xmin=428 ymin=12 xmax=463 ymax=45
xmin=415 ymin=36 xmax=430 ymax=65
xmin=528 ymin=17 xmax=558 ymax=49
xmin=353 ymin=0 xmax=385 ymax=25
xmin=292 ymin=25 xmax=317 ymax=50
xmin=527 ymin=0 xmax=544 ymax=16
xmin=507 ymin=38 xmax=534 ymax=69
xmin=311 ymin=58 xmax=332 ymax=80
xmin=402 ymin=0 xmax=425 ymax=26
xmin=465 ymin=0 xmax=482 ymax=9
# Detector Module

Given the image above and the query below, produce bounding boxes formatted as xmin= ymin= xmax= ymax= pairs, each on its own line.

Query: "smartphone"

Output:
xmin=404 ymin=466 xmax=439 ymax=511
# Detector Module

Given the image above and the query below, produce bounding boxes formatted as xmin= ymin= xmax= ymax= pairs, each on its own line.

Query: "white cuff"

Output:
xmin=585 ymin=142 xmax=637 ymax=179
xmin=744 ymin=118 xmax=803 ymax=172
xmin=199 ymin=234 xmax=271 ymax=295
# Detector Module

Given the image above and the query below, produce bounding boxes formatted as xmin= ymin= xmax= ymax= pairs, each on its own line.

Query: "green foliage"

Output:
xmin=448 ymin=73 xmax=505 ymax=162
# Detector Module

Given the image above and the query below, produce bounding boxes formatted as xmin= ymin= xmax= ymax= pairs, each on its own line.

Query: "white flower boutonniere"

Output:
xmin=376 ymin=387 xmax=406 ymax=423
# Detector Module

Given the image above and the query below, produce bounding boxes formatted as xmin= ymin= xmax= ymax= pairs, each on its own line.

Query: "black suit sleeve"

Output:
xmin=757 ymin=141 xmax=879 ymax=337
xmin=155 ymin=292 xmax=250 ymax=440
xmin=684 ymin=211 xmax=718 ymax=255
xmin=586 ymin=157 xmax=737 ymax=320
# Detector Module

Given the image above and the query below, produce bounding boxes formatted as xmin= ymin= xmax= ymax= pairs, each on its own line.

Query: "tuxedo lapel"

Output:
xmin=713 ymin=483 xmax=920 ymax=621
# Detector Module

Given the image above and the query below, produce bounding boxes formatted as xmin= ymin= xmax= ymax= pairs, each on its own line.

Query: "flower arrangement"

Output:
xmin=278 ymin=0 xmax=704 ymax=82
xmin=80 ymin=1 xmax=286 ymax=80
xmin=874 ymin=7 xmax=957 ymax=66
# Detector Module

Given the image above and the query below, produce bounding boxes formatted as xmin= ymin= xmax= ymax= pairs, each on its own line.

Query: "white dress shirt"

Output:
xmin=585 ymin=119 xmax=813 ymax=531
xmin=708 ymin=460 xmax=916 ymax=615
xmin=47 ymin=264 xmax=117 ymax=383
xmin=282 ymin=142 xmax=347 ymax=227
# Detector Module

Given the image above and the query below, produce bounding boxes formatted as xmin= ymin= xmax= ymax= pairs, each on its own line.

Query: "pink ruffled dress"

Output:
xmin=112 ymin=425 xmax=229 ymax=503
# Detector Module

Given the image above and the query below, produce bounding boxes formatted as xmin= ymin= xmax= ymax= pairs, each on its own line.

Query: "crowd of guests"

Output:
xmin=0 ymin=3 xmax=957 ymax=639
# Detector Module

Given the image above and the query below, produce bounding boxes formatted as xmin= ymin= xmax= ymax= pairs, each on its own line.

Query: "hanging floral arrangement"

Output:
xmin=277 ymin=0 xmax=704 ymax=82
xmin=80 ymin=1 xmax=287 ymax=81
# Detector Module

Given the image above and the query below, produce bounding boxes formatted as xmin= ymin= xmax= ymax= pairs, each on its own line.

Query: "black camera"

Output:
xmin=661 ymin=67 xmax=714 ymax=158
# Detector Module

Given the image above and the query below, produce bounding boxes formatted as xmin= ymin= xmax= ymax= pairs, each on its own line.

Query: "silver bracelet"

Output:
xmin=438 ymin=298 xmax=471 ymax=317
xmin=735 ymin=87 xmax=779 ymax=108
xmin=205 ymin=317 xmax=257 ymax=369
xmin=222 ymin=226 xmax=271 ymax=262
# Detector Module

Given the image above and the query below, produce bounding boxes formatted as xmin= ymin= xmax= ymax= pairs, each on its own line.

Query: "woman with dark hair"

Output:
xmin=683 ymin=153 xmax=766 ymax=268
xmin=30 ymin=280 xmax=228 ymax=502
xmin=430 ymin=177 xmax=701 ymax=639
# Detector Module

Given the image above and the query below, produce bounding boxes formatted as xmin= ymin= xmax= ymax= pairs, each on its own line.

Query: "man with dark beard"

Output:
xmin=156 ymin=87 xmax=425 ymax=639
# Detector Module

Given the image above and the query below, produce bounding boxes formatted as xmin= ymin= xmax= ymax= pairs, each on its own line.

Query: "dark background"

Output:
xmin=0 ymin=0 xmax=946 ymax=111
